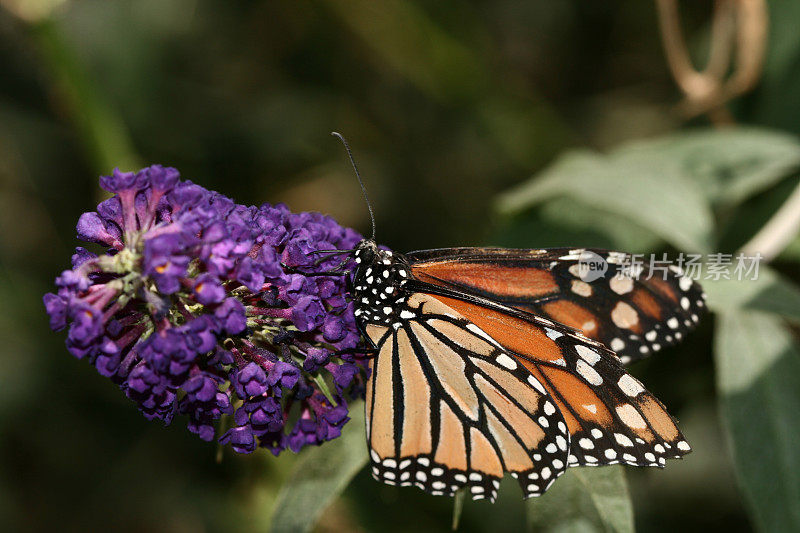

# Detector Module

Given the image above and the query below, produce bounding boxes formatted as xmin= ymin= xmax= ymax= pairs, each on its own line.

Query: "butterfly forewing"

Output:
xmin=427 ymin=294 xmax=692 ymax=468
xmin=407 ymin=247 xmax=706 ymax=363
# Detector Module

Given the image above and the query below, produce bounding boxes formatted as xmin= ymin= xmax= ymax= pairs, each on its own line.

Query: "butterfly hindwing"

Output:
xmin=364 ymin=293 xmax=569 ymax=501
xmin=407 ymin=247 xmax=706 ymax=363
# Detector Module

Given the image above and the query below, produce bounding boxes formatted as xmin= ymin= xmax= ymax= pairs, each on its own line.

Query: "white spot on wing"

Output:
xmin=571 ymin=279 xmax=593 ymax=297
xmin=466 ymin=323 xmax=502 ymax=347
xmin=609 ymin=276 xmax=634 ymax=295
xmin=576 ymin=345 xmax=601 ymax=365
xmin=611 ymin=301 xmax=639 ymax=328
xmin=614 ymin=433 xmax=633 ymax=447
xmin=496 ymin=353 xmax=517 ymax=370
xmin=527 ymin=375 xmax=547 ymax=394
xmin=545 ymin=328 xmax=563 ymax=340
xmin=618 ymin=374 xmax=645 ymax=397
xmin=616 ymin=404 xmax=647 ymax=429
xmin=576 ymin=359 xmax=603 ymax=385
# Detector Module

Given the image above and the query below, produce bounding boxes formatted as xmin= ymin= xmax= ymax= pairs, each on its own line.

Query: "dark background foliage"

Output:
xmin=1 ymin=1 xmax=799 ymax=531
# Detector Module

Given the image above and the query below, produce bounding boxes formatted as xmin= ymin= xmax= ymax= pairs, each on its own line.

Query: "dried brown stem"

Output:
xmin=656 ymin=0 xmax=768 ymax=123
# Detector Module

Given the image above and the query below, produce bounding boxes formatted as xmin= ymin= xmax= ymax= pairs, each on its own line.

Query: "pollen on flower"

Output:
xmin=44 ymin=165 xmax=368 ymax=454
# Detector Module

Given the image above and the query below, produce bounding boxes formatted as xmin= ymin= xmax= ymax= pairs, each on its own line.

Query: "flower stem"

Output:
xmin=29 ymin=17 xmax=141 ymax=176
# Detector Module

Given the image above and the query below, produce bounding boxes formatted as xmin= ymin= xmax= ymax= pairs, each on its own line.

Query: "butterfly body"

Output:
xmin=349 ymin=239 xmax=702 ymax=502
xmin=351 ymin=241 xmax=412 ymax=327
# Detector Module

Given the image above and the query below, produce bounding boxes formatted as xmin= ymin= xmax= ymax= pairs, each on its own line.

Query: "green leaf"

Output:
xmin=451 ymin=488 xmax=466 ymax=530
xmin=496 ymin=149 xmax=714 ymax=253
xmin=715 ymin=312 xmax=800 ymax=532
xmin=526 ymin=466 xmax=634 ymax=533
xmin=778 ymin=232 xmax=800 ymax=263
xmin=635 ymin=128 xmax=800 ymax=207
xmin=537 ymin=197 xmax=663 ymax=252
xmin=270 ymin=403 xmax=368 ymax=533
xmin=493 ymin=196 xmax=662 ymax=254
xmin=496 ymin=128 xmax=800 ymax=253
xmin=703 ymin=265 xmax=800 ymax=322
xmin=716 ymin=175 xmax=800 ymax=255
xmin=310 ymin=372 xmax=338 ymax=406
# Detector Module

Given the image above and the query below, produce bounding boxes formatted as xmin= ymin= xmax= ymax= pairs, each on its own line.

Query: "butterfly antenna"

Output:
xmin=331 ymin=131 xmax=376 ymax=240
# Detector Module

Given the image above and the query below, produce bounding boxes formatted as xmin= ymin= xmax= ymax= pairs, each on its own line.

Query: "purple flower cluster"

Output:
xmin=44 ymin=166 xmax=368 ymax=454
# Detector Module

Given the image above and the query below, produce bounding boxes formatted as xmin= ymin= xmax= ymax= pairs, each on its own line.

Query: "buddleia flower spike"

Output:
xmin=44 ymin=165 xmax=370 ymax=454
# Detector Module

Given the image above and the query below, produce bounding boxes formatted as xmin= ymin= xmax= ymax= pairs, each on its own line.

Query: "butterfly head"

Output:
xmin=352 ymin=240 xmax=411 ymax=325
xmin=353 ymin=239 xmax=379 ymax=266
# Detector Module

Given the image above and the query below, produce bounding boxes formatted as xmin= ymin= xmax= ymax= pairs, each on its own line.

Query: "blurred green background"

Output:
xmin=2 ymin=1 xmax=800 ymax=532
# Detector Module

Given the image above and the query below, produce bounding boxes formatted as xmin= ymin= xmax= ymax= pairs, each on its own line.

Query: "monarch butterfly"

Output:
xmin=329 ymin=133 xmax=704 ymax=502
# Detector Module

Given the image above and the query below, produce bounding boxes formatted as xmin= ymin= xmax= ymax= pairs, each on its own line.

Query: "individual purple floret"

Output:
xmin=44 ymin=165 xmax=368 ymax=454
